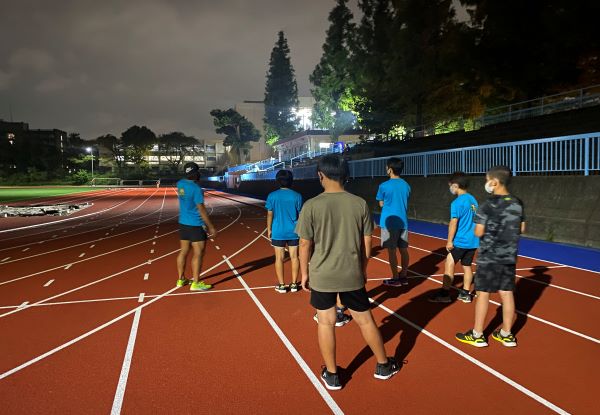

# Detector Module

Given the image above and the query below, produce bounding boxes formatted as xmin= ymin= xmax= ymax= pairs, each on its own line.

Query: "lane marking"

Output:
xmin=215 ymin=246 xmax=220 ymax=251
xmin=64 ymin=264 xmax=72 ymax=270
xmin=143 ymin=273 xmax=149 ymax=281
xmin=22 ymin=248 xmax=30 ymax=252
xmin=79 ymin=253 xmax=86 ymax=258
xmin=138 ymin=293 xmax=145 ymax=303
xmin=254 ymin=230 xmax=258 ymax=233
xmin=372 ymin=299 xmax=570 ymax=415
xmin=152 ymin=242 xmax=156 ymax=245
xmin=17 ymin=301 xmax=28 ymax=310
xmin=150 ymin=249 xmax=154 ymax=254
xmin=224 ymin=257 xmax=344 ymax=415
xmin=43 ymin=279 xmax=54 ymax=287
xmin=370 ymin=256 xmax=600 ymax=344
xmin=110 ymin=308 xmax=142 ymax=415
xmin=1 ymin=257 xmax=10 ymax=262
xmin=52 ymin=235 xmax=57 ymax=238
xmin=90 ymin=244 xmax=95 ymax=249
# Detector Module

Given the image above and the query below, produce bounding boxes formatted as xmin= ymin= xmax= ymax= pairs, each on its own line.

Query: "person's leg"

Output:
xmin=498 ymin=290 xmax=516 ymax=333
xmin=316 ymin=307 xmax=338 ymax=373
xmin=177 ymin=240 xmax=191 ymax=279
xmin=443 ymin=253 xmax=455 ymax=289
xmin=273 ymin=246 xmax=285 ymax=285
xmin=288 ymin=245 xmax=299 ymax=284
xmin=335 ymin=294 xmax=352 ymax=326
xmin=462 ymin=265 xmax=474 ymax=292
xmin=473 ymin=291 xmax=490 ymax=335
xmin=399 ymin=247 xmax=409 ymax=278
xmin=349 ymin=309 xmax=388 ymax=364
xmin=387 ymin=247 xmax=399 ymax=278
xmin=190 ymin=241 xmax=206 ymax=283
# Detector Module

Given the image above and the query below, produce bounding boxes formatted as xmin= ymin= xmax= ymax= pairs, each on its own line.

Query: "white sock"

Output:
xmin=500 ymin=329 xmax=511 ymax=337
xmin=472 ymin=330 xmax=483 ymax=338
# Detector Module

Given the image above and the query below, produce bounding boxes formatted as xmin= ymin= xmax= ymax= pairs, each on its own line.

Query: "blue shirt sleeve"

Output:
xmin=376 ymin=183 xmax=384 ymax=201
xmin=450 ymin=199 xmax=459 ymax=219
xmin=265 ymin=193 xmax=273 ymax=211
xmin=296 ymin=193 xmax=303 ymax=213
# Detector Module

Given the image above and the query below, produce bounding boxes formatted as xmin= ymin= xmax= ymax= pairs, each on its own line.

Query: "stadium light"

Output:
xmin=86 ymin=147 xmax=94 ymax=179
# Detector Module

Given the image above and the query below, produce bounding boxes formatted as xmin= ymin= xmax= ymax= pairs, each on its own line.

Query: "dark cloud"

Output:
xmin=0 ymin=0 xmax=360 ymax=140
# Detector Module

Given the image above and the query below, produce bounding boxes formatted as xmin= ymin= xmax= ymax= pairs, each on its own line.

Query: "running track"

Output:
xmin=0 ymin=188 xmax=598 ymax=414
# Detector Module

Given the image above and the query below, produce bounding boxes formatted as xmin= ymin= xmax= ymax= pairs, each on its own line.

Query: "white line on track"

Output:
xmin=143 ymin=273 xmax=149 ymax=281
xmin=150 ymin=249 xmax=154 ymax=254
xmin=224 ymin=257 xmax=344 ymax=415
xmin=372 ymin=299 xmax=570 ymax=415
xmin=1 ymin=257 xmax=9 ymax=262
xmin=22 ymin=248 xmax=30 ymax=252
xmin=138 ymin=293 xmax=145 ymax=303
xmin=110 ymin=307 xmax=142 ymax=415
xmin=79 ymin=253 xmax=86 ymax=258
xmin=215 ymin=245 xmax=220 ymax=250
xmin=90 ymin=245 xmax=95 ymax=249
xmin=370 ymin=256 xmax=600 ymax=344
xmin=17 ymin=301 xmax=28 ymax=310
xmin=152 ymin=242 xmax=156 ymax=245
xmin=43 ymin=280 xmax=54 ymax=287
xmin=64 ymin=264 xmax=72 ymax=270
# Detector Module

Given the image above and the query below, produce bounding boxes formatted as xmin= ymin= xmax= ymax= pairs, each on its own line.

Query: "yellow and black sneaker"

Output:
xmin=456 ymin=330 xmax=488 ymax=347
xmin=492 ymin=329 xmax=517 ymax=347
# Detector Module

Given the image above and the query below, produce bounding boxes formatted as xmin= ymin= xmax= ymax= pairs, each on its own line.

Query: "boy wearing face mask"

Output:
xmin=456 ymin=165 xmax=525 ymax=348
xmin=429 ymin=172 xmax=478 ymax=303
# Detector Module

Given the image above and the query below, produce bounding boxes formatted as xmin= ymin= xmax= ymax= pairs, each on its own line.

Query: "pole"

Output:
xmin=91 ymin=151 xmax=94 ymax=178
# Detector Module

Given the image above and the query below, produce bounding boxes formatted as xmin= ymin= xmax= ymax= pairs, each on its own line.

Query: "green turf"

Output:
xmin=0 ymin=187 xmax=101 ymax=203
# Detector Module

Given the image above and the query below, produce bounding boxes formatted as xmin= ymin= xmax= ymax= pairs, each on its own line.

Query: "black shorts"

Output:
xmin=474 ymin=263 xmax=516 ymax=292
xmin=271 ymin=239 xmax=299 ymax=248
xmin=449 ymin=247 xmax=476 ymax=266
xmin=310 ymin=287 xmax=371 ymax=312
xmin=179 ymin=224 xmax=207 ymax=242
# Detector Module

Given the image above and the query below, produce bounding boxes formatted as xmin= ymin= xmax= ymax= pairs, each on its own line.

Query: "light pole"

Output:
xmin=86 ymin=147 xmax=94 ymax=179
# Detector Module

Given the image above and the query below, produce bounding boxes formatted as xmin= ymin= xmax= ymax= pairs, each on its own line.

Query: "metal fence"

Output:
xmin=227 ymin=132 xmax=600 ymax=182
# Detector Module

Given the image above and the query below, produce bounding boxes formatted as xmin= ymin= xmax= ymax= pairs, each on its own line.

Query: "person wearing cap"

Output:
xmin=176 ymin=162 xmax=216 ymax=291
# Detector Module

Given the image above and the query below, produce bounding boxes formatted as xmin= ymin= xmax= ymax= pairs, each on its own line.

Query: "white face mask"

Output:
xmin=449 ymin=186 xmax=456 ymax=195
xmin=484 ymin=181 xmax=495 ymax=194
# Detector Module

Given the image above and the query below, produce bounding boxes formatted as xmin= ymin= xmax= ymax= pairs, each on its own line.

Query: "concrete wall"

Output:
xmin=234 ymin=175 xmax=600 ymax=248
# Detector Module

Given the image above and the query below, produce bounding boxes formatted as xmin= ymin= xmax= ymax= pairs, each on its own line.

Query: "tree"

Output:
xmin=264 ymin=31 xmax=299 ymax=144
xmin=158 ymin=132 xmax=200 ymax=172
xmin=96 ymin=134 xmax=125 ymax=169
xmin=310 ymin=0 xmax=358 ymax=139
xmin=120 ymin=125 xmax=156 ymax=166
xmin=210 ymin=109 xmax=260 ymax=165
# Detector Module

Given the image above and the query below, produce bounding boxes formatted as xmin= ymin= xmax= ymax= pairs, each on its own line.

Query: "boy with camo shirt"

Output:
xmin=456 ymin=165 xmax=525 ymax=348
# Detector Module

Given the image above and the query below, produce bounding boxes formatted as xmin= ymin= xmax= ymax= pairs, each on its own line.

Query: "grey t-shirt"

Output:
xmin=295 ymin=191 xmax=373 ymax=292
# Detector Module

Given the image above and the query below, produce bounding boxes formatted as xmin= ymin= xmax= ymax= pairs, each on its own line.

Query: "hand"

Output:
xmin=301 ymin=274 xmax=310 ymax=292
xmin=446 ymin=241 xmax=453 ymax=252
xmin=208 ymin=225 xmax=217 ymax=239
xmin=267 ymin=229 xmax=272 ymax=239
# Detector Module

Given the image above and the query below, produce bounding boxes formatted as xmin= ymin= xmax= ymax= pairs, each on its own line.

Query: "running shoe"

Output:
xmin=289 ymin=282 xmax=300 ymax=292
xmin=275 ymin=283 xmax=287 ymax=293
xmin=492 ymin=329 xmax=517 ymax=347
xmin=428 ymin=289 xmax=452 ymax=303
xmin=190 ymin=281 xmax=212 ymax=291
xmin=383 ymin=277 xmax=403 ymax=287
xmin=335 ymin=313 xmax=352 ymax=327
xmin=457 ymin=289 xmax=472 ymax=303
xmin=320 ymin=367 xmax=342 ymax=390
xmin=374 ymin=357 xmax=400 ymax=380
xmin=176 ymin=277 xmax=190 ymax=288
xmin=455 ymin=330 xmax=488 ymax=347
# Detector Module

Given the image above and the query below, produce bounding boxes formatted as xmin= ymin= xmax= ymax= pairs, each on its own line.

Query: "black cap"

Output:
xmin=183 ymin=162 xmax=199 ymax=175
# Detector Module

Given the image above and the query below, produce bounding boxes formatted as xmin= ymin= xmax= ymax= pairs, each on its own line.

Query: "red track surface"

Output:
xmin=0 ymin=188 xmax=598 ymax=414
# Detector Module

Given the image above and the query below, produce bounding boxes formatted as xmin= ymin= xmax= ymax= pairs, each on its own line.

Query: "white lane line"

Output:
xmin=210 ymin=238 xmax=214 ymax=242
xmin=110 ymin=307 xmax=142 ymax=415
xmin=90 ymin=244 xmax=95 ymax=249
xmin=52 ymin=235 xmax=57 ymax=238
xmin=224 ymin=257 xmax=343 ymax=415
xmin=254 ymin=230 xmax=258 ymax=233
xmin=152 ymin=242 xmax=156 ymax=245
xmin=79 ymin=253 xmax=86 ymax=258
xmin=150 ymin=249 xmax=154 ymax=254
xmin=246 ymin=226 xmax=251 ymax=229
xmin=43 ymin=279 xmax=54 ymax=287
xmin=143 ymin=273 xmax=149 ymax=281
xmin=215 ymin=245 xmax=221 ymax=251
xmin=22 ymin=248 xmax=30 ymax=252
xmin=17 ymin=301 xmax=28 ymax=310
xmin=105 ymin=233 xmax=110 ymax=236
xmin=372 ymin=299 xmax=570 ymax=415
xmin=64 ymin=264 xmax=72 ymax=270
xmin=1 ymin=257 xmax=10 ymax=262
xmin=370 ymin=256 xmax=600 ymax=344
xmin=138 ymin=293 xmax=145 ymax=303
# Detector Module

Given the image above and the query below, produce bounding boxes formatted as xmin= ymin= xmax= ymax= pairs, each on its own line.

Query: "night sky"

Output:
xmin=0 ymin=0 xmax=465 ymax=142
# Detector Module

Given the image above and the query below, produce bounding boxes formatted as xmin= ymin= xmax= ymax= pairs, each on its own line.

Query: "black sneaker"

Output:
xmin=383 ymin=278 xmax=403 ymax=287
xmin=289 ymin=282 xmax=299 ymax=292
xmin=428 ymin=289 xmax=452 ymax=303
xmin=374 ymin=357 xmax=400 ymax=380
xmin=457 ymin=289 xmax=472 ymax=303
xmin=321 ymin=367 xmax=342 ymax=390
xmin=492 ymin=329 xmax=517 ymax=347
xmin=274 ymin=284 xmax=287 ymax=293
xmin=335 ymin=313 xmax=352 ymax=327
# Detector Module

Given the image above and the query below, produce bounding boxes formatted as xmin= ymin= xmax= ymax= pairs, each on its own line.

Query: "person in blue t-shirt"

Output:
xmin=266 ymin=170 xmax=303 ymax=293
xmin=175 ymin=162 xmax=217 ymax=292
xmin=429 ymin=171 xmax=479 ymax=303
xmin=377 ymin=158 xmax=411 ymax=287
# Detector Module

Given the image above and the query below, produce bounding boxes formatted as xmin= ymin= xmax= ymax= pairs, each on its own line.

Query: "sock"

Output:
xmin=472 ymin=330 xmax=483 ymax=338
xmin=500 ymin=329 xmax=511 ymax=337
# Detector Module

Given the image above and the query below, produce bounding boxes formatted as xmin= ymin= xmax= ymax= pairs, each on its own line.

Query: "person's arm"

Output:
xmin=198 ymin=203 xmax=216 ymax=238
xmin=267 ymin=211 xmax=273 ymax=239
xmin=378 ymin=200 xmax=384 ymax=208
xmin=362 ymin=235 xmax=372 ymax=282
xmin=474 ymin=223 xmax=485 ymax=238
xmin=299 ymin=238 xmax=313 ymax=291
xmin=520 ymin=221 xmax=526 ymax=234
xmin=447 ymin=218 xmax=458 ymax=251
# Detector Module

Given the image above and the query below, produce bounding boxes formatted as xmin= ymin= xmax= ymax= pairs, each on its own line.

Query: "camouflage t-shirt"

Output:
xmin=475 ymin=195 xmax=525 ymax=265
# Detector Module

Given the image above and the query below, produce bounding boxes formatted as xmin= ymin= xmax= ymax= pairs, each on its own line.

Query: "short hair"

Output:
xmin=487 ymin=165 xmax=512 ymax=185
xmin=276 ymin=169 xmax=293 ymax=188
xmin=317 ymin=154 xmax=349 ymax=184
xmin=386 ymin=157 xmax=404 ymax=176
xmin=449 ymin=171 xmax=469 ymax=189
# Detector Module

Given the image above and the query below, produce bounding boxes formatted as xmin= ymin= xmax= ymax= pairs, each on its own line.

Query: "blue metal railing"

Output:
xmin=236 ymin=132 xmax=600 ymax=182
xmin=288 ymin=146 xmax=342 ymax=167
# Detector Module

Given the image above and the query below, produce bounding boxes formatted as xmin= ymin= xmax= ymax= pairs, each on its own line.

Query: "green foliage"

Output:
xmin=158 ymin=132 xmax=199 ymax=171
xmin=264 ymin=124 xmax=280 ymax=147
xmin=264 ymin=31 xmax=299 ymax=142
xmin=71 ymin=170 xmax=90 ymax=185
xmin=96 ymin=134 xmax=125 ymax=169
xmin=121 ymin=125 xmax=156 ymax=166
xmin=210 ymin=108 xmax=260 ymax=165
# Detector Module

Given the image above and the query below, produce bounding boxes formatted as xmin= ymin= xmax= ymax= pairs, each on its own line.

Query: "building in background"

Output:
xmin=274 ymin=130 xmax=362 ymax=162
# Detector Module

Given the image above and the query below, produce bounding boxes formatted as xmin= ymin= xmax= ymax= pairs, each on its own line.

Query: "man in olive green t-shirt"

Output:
xmin=296 ymin=155 xmax=399 ymax=390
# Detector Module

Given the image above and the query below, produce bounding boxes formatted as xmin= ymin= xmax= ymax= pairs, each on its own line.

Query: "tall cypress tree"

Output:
xmin=264 ymin=31 xmax=299 ymax=144
xmin=310 ymin=0 xmax=357 ymax=139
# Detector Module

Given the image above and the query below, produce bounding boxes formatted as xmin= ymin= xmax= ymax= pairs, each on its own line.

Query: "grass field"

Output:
xmin=0 ymin=187 xmax=99 ymax=203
